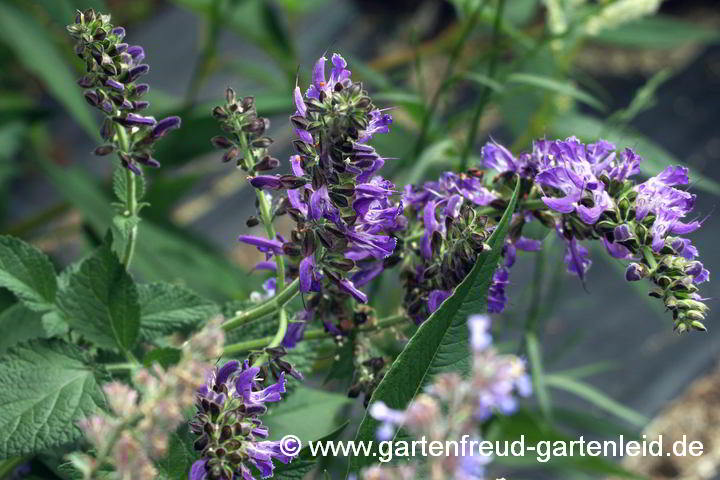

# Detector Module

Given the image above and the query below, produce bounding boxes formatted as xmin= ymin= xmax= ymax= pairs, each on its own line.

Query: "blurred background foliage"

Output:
xmin=1 ymin=0 xmax=720 ymax=478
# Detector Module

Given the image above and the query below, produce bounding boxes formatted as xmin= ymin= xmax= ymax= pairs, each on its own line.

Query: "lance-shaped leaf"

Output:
xmin=0 ymin=235 xmax=57 ymax=313
xmin=56 ymin=242 xmax=140 ymax=351
xmin=348 ymin=179 xmax=521 ymax=472
xmin=0 ymin=340 xmax=106 ymax=457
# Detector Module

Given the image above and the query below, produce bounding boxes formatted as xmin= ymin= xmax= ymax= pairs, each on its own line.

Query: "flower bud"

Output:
xmin=625 ymin=263 xmax=648 ymax=282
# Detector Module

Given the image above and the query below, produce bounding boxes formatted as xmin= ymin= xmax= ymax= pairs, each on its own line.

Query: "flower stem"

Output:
xmin=222 ymin=279 xmax=300 ymax=332
xmin=459 ymin=0 xmax=506 ymax=170
xmin=642 ymin=245 xmax=658 ymax=271
xmin=115 ymin=124 xmax=138 ymax=270
xmin=223 ymin=314 xmax=408 ymax=356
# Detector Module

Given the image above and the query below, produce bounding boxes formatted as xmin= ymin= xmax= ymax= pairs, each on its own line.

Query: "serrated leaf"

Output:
xmin=137 ymin=282 xmax=219 ymax=341
xmin=348 ymin=179 xmax=521 ymax=472
xmin=41 ymin=310 xmax=70 ymax=338
xmin=155 ymin=426 xmax=196 ymax=480
xmin=0 ymin=235 xmax=57 ymax=312
xmin=56 ymin=242 xmax=140 ymax=351
xmin=144 ymin=347 xmax=182 ymax=368
xmin=0 ymin=304 xmax=45 ymax=354
xmin=112 ymin=167 xmax=146 ymax=204
xmin=0 ymin=340 xmax=106 ymax=457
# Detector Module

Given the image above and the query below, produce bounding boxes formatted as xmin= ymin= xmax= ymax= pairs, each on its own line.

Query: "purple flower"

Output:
xmin=151 ymin=116 xmax=181 ymax=139
xmin=299 ymin=256 xmax=322 ymax=293
xmin=282 ymin=312 xmax=309 ymax=348
xmin=249 ymin=175 xmax=283 ymax=190
xmin=563 ymin=237 xmax=592 ymax=280
xmin=487 ymin=267 xmax=510 ymax=313
xmin=238 ymin=235 xmax=284 ymax=255
xmin=428 ymin=290 xmax=451 ymax=314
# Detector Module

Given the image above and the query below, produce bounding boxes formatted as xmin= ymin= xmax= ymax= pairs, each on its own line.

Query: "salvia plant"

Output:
xmin=0 ymin=3 xmax=714 ymax=480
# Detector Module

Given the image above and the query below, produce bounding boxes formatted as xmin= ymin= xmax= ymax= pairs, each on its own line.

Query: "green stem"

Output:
xmin=642 ymin=245 xmax=658 ymax=270
xmin=222 ymin=278 xmax=300 ymax=332
xmin=459 ymin=0 xmax=506 ymax=170
xmin=223 ymin=314 xmax=408 ymax=356
xmin=185 ymin=0 xmax=225 ymax=105
xmin=104 ymin=362 xmax=136 ymax=372
xmin=115 ymin=124 xmax=138 ymax=270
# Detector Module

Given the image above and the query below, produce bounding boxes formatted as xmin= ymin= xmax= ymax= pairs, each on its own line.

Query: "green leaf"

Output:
xmin=349 ymin=179 xmax=522 ymax=472
xmin=545 ymin=374 xmax=648 ymax=427
xmin=56 ymin=242 xmax=140 ymax=351
xmin=273 ymin=422 xmax=349 ymax=480
xmin=526 ymin=332 xmax=552 ymax=421
xmin=144 ymin=347 xmax=182 ymax=368
xmin=0 ymin=3 xmax=97 ymax=138
xmin=0 ymin=339 xmax=106 ymax=457
xmin=113 ymin=167 xmax=146 ymax=203
xmin=137 ymin=282 xmax=219 ymax=341
xmin=155 ymin=426 xmax=196 ymax=480
xmin=0 ymin=304 xmax=46 ymax=354
xmin=264 ymin=386 xmax=352 ymax=444
xmin=594 ymin=15 xmax=720 ymax=49
xmin=507 ymin=73 xmax=606 ymax=111
xmin=552 ymin=112 xmax=720 ymax=195
xmin=0 ymin=235 xmax=57 ymax=312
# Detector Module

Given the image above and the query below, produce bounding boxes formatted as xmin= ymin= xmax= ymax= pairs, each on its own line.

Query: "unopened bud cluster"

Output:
xmin=70 ymin=319 xmax=225 ymax=480
xmin=67 ymin=9 xmax=180 ymax=174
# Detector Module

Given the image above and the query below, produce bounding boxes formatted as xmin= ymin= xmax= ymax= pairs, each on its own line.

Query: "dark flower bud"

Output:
xmin=251 ymin=137 xmax=273 ymax=148
xmin=211 ymin=136 xmax=233 ymax=149
xmin=212 ymin=106 xmax=228 ymax=119
xmin=613 ymin=224 xmax=633 ymax=242
xmin=219 ymin=425 xmax=233 ymax=443
xmin=242 ymin=118 xmax=269 ymax=135
xmin=246 ymin=216 xmax=260 ymax=227
xmin=83 ymin=91 xmax=99 ymax=106
xmin=279 ymin=175 xmax=308 ymax=189
xmin=100 ymin=118 xmax=113 ymax=140
xmin=93 ymin=145 xmax=115 ymax=156
xmin=282 ymin=242 xmax=302 ymax=256
xmin=194 ymin=434 xmax=209 ymax=452
xmin=133 ymin=100 xmax=149 ymax=111
xmin=127 ymin=64 xmax=150 ymax=82
xmin=684 ymin=261 xmax=704 ymax=277
xmin=241 ymin=96 xmax=254 ymax=112
xmin=114 ymin=113 xmax=157 ymax=127
xmin=222 ymin=146 xmax=240 ymax=163
xmin=133 ymin=83 xmax=150 ymax=96
xmin=292 ymin=140 xmax=314 ymax=156
xmin=77 ymin=76 xmax=94 ymax=88
xmin=255 ymin=155 xmax=280 ymax=171
xmin=249 ymin=175 xmax=283 ymax=190
xmin=328 ymin=258 xmax=355 ymax=272
xmin=226 ymin=87 xmax=236 ymax=104
xmin=151 ymin=116 xmax=181 ymax=139
xmin=290 ymin=115 xmax=309 ymax=130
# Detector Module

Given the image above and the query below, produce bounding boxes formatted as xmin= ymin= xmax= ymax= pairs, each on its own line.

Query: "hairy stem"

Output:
xmin=223 ymin=314 xmax=408 ymax=356
xmin=222 ymin=278 xmax=300 ymax=332
xmin=115 ymin=124 xmax=138 ymax=270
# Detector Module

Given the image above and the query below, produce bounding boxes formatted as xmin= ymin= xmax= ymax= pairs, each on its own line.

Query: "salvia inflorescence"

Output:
xmin=67 ymin=8 xmax=181 ymax=173
xmin=46 ymin=8 xmax=711 ymax=480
